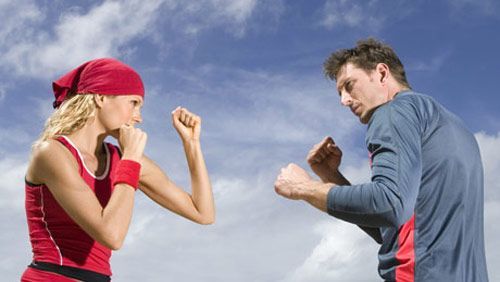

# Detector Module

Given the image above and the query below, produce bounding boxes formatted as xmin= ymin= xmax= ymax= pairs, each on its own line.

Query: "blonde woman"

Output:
xmin=21 ymin=58 xmax=215 ymax=281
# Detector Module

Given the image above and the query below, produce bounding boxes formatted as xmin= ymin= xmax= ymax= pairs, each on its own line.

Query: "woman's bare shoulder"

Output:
xmin=26 ymin=139 xmax=78 ymax=184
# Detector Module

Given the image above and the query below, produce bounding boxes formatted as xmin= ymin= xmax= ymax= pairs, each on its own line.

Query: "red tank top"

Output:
xmin=24 ymin=136 xmax=121 ymax=276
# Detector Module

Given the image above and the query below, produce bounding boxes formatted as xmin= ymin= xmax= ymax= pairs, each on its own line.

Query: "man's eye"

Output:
xmin=345 ymin=81 xmax=353 ymax=92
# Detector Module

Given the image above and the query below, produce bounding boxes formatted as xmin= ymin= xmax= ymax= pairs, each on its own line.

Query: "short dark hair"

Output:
xmin=323 ymin=38 xmax=411 ymax=89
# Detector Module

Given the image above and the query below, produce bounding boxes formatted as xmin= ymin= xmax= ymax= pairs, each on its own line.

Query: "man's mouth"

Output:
xmin=351 ymin=105 xmax=360 ymax=115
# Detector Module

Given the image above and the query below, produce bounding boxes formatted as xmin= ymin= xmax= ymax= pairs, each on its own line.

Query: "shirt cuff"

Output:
xmin=326 ymin=185 xmax=337 ymax=216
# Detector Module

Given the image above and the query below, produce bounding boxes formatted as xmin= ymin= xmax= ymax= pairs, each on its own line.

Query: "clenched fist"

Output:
xmin=307 ymin=137 xmax=343 ymax=183
xmin=118 ymin=124 xmax=147 ymax=162
xmin=274 ymin=163 xmax=313 ymax=200
xmin=172 ymin=107 xmax=201 ymax=142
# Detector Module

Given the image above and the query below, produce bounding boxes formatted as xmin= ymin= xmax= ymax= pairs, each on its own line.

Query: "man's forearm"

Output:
xmin=300 ymin=181 xmax=334 ymax=212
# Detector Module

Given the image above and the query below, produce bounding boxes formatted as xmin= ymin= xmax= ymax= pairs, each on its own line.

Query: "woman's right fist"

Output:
xmin=118 ymin=124 xmax=147 ymax=162
xmin=171 ymin=107 xmax=201 ymax=142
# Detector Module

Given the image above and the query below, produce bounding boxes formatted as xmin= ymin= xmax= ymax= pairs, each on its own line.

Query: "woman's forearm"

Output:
xmin=183 ymin=140 xmax=215 ymax=224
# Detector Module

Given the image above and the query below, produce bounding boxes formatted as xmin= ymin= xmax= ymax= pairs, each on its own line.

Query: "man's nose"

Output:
xmin=340 ymin=92 xmax=352 ymax=106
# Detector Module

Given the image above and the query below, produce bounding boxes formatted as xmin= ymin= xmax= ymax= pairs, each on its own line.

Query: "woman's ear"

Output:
xmin=94 ymin=94 xmax=105 ymax=108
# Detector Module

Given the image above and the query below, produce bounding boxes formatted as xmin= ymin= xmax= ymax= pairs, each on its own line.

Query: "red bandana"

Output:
xmin=52 ymin=58 xmax=145 ymax=108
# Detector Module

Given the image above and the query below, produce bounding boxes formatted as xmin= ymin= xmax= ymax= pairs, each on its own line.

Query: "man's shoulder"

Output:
xmin=386 ymin=90 xmax=442 ymax=121
xmin=370 ymin=91 xmax=426 ymax=121
xmin=368 ymin=91 xmax=432 ymax=133
xmin=391 ymin=91 xmax=437 ymax=108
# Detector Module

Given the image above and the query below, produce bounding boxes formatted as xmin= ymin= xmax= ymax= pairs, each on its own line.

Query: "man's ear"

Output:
xmin=94 ymin=94 xmax=105 ymax=108
xmin=376 ymin=63 xmax=390 ymax=84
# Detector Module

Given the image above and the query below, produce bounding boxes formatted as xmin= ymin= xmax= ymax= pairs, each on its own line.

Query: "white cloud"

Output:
xmin=475 ymin=132 xmax=500 ymax=281
xmin=1 ymin=0 xmax=164 ymax=78
xmin=0 ymin=0 xmax=275 ymax=80
xmin=342 ymin=161 xmax=371 ymax=183
xmin=319 ymin=0 xmax=385 ymax=31
xmin=484 ymin=201 xmax=500 ymax=281
xmin=285 ymin=158 xmax=376 ymax=282
xmin=286 ymin=221 xmax=379 ymax=282
xmin=163 ymin=0 xmax=269 ymax=37
xmin=318 ymin=0 xmax=421 ymax=32
xmin=159 ymin=65 xmax=360 ymax=146
xmin=0 ymin=157 xmax=28 ymax=210
xmin=0 ymin=0 xmax=43 ymax=43
xmin=475 ymin=131 xmax=500 ymax=201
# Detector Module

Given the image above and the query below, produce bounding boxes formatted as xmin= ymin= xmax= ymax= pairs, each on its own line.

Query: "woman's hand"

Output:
xmin=172 ymin=107 xmax=201 ymax=143
xmin=118 ymin=124 xmax=147 ymax=162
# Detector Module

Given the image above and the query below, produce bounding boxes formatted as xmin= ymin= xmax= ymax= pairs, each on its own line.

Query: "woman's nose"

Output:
xmin=133 ymin=111 xmax=142 ymax=124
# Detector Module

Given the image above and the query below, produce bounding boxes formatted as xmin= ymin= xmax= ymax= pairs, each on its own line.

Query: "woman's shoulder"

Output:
xmin=27 ymin=139 xmax=79 ymax=184
xmin=31 ymin=139 xmax=68 ymax=160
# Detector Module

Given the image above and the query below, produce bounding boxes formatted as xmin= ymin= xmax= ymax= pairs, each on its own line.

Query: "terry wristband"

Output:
xmin=112 ymin=159 xmax=141 ymax=191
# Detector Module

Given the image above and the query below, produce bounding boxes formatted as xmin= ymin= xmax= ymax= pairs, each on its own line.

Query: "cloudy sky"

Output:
xmin=1 ymin=0 xmax=499 ymax=281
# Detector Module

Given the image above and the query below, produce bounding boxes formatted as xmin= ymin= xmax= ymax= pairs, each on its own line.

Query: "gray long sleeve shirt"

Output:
xmin=327 ymin=91 xmax=488 ymax=281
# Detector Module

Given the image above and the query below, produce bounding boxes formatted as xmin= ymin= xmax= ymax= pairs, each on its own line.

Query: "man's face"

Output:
xmin=336 ymin=63 xmax=388 ymax=124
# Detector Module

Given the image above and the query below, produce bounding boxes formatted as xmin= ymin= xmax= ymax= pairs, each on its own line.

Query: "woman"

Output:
xmin=21 ymin=58 xmax=215 ymax=281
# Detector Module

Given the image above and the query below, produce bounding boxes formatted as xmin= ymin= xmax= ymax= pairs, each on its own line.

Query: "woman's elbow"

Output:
xmin=98 ymin=229 xmax=126 ymax=250
xmin=197 ymin=215 xmax=215 ymax=225
xmin=194 ymin=212 xmax=215 ymax=225
xmin=99 ymin=237 xmax=124 ymax=251
xmin=106 ymin=239 xmax=124 ymax=251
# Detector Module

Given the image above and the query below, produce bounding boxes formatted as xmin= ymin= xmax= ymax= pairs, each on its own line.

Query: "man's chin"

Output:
xmin=359 ymin=108 xmax=378 ymax=124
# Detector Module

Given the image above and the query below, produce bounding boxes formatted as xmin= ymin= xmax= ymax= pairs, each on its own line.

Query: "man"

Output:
xmin=274 ymin=38 xmax=488 ymax=281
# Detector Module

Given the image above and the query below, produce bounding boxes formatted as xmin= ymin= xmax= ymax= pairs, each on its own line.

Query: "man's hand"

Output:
xmin=307 ymin=137 xmax=343 ymax=183
xmin=274 ymin=163 xmax=332 ymax=212
xmin=274 ymin=163 xmax=313 ymax=200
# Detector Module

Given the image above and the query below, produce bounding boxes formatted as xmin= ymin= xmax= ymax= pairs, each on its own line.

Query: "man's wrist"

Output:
xmin=302 ymin=180 xmax=334 ymax=212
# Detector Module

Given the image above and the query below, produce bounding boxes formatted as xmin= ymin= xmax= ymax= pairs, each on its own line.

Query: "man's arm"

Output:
xmin=306 ymin=137 xmax=382 ymax=243
xmin=277 ymin=99 xmax=422 ymax=231
xmin=325 ymin=100 xmax=422 ymax=228
xmin=324 ymin=171 xmax=382 ymax=244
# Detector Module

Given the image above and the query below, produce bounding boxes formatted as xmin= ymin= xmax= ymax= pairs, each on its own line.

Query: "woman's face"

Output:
xmin=98 ymin=94 xmax=144 ymax=134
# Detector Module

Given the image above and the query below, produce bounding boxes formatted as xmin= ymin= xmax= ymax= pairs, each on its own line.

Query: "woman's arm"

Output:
xmin=138 ymin=107 xmax=215 ymax=225
xmin=27 ymin=126 xmax=146 ymax=250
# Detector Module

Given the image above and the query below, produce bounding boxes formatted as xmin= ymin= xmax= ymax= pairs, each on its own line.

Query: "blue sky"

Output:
xmin=1 ymin=1 xmax=499 ymax=281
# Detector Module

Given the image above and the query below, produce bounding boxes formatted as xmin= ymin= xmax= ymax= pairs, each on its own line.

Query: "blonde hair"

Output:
xmin=33 ymin=94 xmax=97 ymax=149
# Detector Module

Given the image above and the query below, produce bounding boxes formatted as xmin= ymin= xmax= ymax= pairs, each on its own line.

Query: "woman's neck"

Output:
xmin=67 ymin=120 xmax=108 ymax=156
